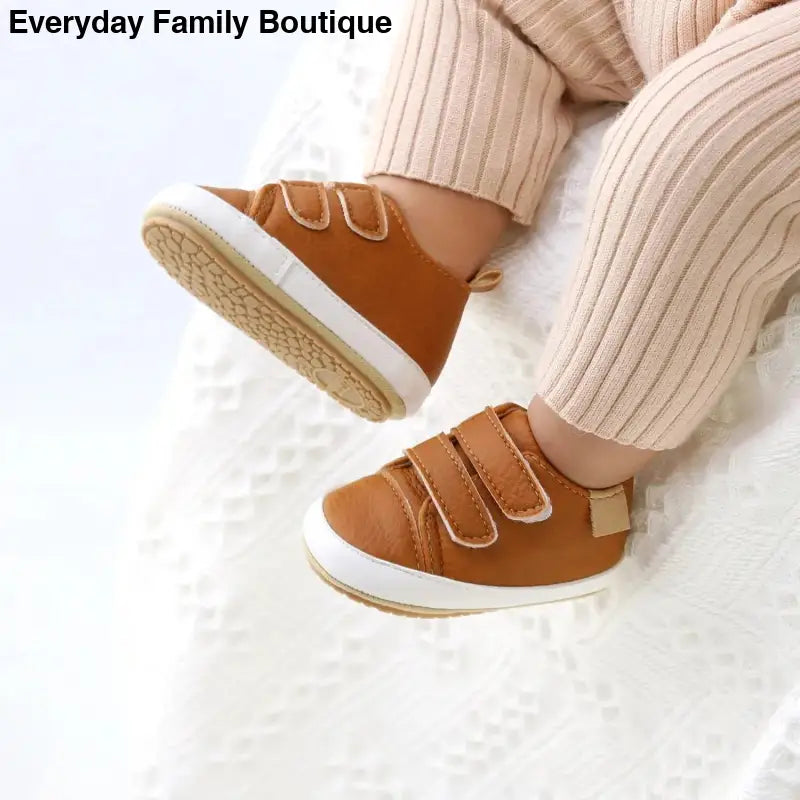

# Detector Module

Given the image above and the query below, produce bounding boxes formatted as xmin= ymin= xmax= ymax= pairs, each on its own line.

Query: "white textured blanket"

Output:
xmin=124 ymin=6 xmax=800 ymax=798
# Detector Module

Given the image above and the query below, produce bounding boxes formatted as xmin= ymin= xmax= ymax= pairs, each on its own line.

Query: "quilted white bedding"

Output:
xmin=123 ymin=5 xmax=800 ymax=798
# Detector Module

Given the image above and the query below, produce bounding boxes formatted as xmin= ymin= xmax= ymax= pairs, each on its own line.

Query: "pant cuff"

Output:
xmin=364 ymin=0 xmax=572 ymax=226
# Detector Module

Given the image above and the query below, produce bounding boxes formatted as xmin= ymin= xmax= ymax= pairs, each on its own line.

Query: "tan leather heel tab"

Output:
xmin=278 ymin=180 xmax=330 ymax=231
xmin=405 ymin=435 xmax=497 ymax=549
xmin=454 ymin=407 xmax=551 ymax=523
xmin=468 ymin=269 xmax=503 ymax=293
xmin=589 ymin=487 xmax=630 ymax=537
xmin=333 ymin=182 xmax=389 ymax=241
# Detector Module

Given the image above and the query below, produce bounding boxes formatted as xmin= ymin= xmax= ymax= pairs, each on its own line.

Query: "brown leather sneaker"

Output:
xmin=304 ymin=404 xmax=634 ymax=616
xmin=141 ymin=180 xmax=501 ymax=421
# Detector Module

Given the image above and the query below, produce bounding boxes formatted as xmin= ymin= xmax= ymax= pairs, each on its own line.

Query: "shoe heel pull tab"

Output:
xmin=589 ymin=486 xmax=630 ymax=537
xmin=468 ymin=269 xmax=503 ymax=293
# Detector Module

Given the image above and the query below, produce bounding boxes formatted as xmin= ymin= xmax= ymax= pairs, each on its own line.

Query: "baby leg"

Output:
xmin=532 ymin=4 xmax=800 ymax=486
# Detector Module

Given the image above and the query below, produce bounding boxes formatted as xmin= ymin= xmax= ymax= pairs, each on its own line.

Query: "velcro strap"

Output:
xmin=333 ymin=182 xmax=389 ymax=241
xmin=453 ymin=408 xmax=551 ymax=523
xmin=278 ymin=180 xmax=330 ymax=231
xmin=405 ymin=434 xmax=497 ymax=549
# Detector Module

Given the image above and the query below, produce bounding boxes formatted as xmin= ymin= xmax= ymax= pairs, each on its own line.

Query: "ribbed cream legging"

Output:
xmin=366 ymin=0 xmax=800 ymax=449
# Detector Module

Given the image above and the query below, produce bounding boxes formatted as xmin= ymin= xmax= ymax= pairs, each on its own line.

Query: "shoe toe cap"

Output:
xmin=313 ymin=474 xmax=422 ymax=571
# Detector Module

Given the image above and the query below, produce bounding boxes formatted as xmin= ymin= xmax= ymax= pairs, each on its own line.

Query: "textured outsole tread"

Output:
xmin=142 ymin=217 xmax=398 ymax=422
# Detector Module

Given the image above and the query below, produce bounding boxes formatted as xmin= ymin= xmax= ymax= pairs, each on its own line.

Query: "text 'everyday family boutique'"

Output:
xmin=8 ymin=9 xmax=393 ymax=40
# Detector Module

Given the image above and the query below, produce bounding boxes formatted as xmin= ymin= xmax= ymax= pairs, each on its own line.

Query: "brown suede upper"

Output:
xmin=204 ymin=180 xmax=480 ymax=384
xmin=323 ymin=404 xmax=634 ymax=588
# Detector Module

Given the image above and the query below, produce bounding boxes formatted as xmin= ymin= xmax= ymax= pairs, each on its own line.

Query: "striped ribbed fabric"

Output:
xmin=364 ymin=0 xmax=791 ymax=225
xmin=366 ymin=0 xmax=643 ymax=225
xmin=366 ymin=0 xmax=799 ymax=449
xmin=536 ymin=4 xmax=800 ymax=448
xmin=714 ymin=0 xmax=791 ymax=33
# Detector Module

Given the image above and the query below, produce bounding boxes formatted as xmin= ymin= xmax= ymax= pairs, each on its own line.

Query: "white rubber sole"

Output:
xmin=142 ymin=184 xmax=432 ymax=421
xmin=303 ymin=499 xmax=623 ymax=615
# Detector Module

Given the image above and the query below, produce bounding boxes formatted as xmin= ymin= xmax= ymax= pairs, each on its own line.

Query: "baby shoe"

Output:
xmin=141 ymin=180 xmax=501 ymax=421
xmin=304 ymin=404 xmax=634 ymax=615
